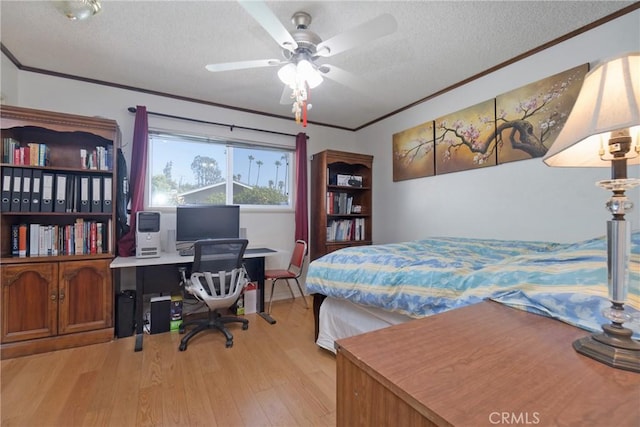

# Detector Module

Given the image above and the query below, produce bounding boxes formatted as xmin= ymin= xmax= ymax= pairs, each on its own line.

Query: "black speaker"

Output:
xmin=150 ymin=296 xmax=171 ymax=334
xmin=116 ymin=290 xmax=136 ymax=338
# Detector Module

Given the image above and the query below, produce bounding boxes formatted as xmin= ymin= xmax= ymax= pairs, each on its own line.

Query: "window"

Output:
xmin=148 ymin=132 xmax=293 ymax=208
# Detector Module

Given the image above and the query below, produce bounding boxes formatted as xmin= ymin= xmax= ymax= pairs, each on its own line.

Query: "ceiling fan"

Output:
xmin=205 ymin=0 xmax=397 ymax=125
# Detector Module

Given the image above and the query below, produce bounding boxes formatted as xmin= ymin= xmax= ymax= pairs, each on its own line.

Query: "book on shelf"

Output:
xmin=326 ymin=218 xmax=366 ymax=242
xmin=18 ymin=224 xmax=27 ymax=257
xmin=80 ymin=146 xmax=112 ymax=171
xmin=2 ymin=138 xmax=19 ymax=163
xmin=326 ymin=191 xmax=354 ymax=215
xmin=29 ymin=223 xmax=39 ymax=256
xmin=11 ymin=224 xmax=19 ymax=257
xmin=89 ymin=222 xmax=97 ymax=254
xmin=7 ymin=219 xmax=111 ymax=258
xmin=1 ymin=139 xmax=49 ymax=166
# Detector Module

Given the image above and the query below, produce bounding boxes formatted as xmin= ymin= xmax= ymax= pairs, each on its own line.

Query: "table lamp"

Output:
xmin=543 ymin=52 xmax=640 ymax=372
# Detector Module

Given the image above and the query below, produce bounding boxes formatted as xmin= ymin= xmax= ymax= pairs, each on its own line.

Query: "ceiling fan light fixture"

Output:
xmin=297 ymin=60 xmax=323 ymax=89
xmin=277 ymin=63 xmax=298 ymax=87
xmin=55 ymin=0 xmax=102 ymax=21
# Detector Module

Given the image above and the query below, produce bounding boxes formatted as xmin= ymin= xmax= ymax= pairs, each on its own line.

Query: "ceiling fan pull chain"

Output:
xmin=303 ymin=85 xmax=311 ymax=127
xmin=303 ymin=100 xmax=308 ymax=127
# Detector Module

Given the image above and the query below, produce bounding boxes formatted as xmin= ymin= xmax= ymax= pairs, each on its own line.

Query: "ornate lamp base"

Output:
xmin=573 ymin=324 xmax=640 ymax=373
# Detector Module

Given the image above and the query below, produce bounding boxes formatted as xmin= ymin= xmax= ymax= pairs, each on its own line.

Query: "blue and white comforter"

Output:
xmin=306 ymin=232 xmax=640 ymax=336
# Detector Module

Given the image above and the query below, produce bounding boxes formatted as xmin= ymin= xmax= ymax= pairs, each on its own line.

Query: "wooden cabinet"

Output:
xmin=1 ymin=260 xmax=112 ymax=343
xmin=335 ymin=302 xmax=640 ymax=426
xmin=1 ymin=262 xmax=58 ymax=343
xmin=0 ymin=105 xmax=118 ymax=359
xmin=58 ymin=259 xmax=113 ymax=335
xmin=310 ymin=150 xmax=373 ymax=261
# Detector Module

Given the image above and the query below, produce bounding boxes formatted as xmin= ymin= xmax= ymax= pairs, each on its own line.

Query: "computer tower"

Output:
xmin=116 ymin=290 xmax=136 ymax=338
xmin=150 ymin=296 xmax=171 ymax=334
xmin=136 ymin=211 xmax=161 ymax=258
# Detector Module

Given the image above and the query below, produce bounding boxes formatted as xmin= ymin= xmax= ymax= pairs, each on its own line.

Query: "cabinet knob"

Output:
xmin=50 ymin=293 xmax=57 ymax=301
xmin=59 ymin=291 xmax=65 ymax=301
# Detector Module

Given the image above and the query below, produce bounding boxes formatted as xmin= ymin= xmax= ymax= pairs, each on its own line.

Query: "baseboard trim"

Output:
xmin=1 ymin=328 xmax=114 ymax=360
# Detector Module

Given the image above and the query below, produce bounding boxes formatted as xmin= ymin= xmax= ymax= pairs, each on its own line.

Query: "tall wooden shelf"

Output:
xmin=0 ymin=105 xmax=120 ymax=359
xmin=310 ymin=149 xmax=373 ymax=261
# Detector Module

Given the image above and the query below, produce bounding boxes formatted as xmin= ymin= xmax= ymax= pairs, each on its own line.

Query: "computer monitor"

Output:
xmin=175 ymin=205 xmax=240 ymax=249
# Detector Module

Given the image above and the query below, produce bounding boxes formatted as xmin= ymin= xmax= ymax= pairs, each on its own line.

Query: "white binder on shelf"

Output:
xmin=79 ymin=176 xmax=90 ymax=212
xmin=54 ymin=174 xmax=67 ymax=212
xmin=30 ymin=169 xmax=42 ymax=212
xmin=41 ymin=172 xmax=54 ymax=212
xmin=102 ymin=176 xmax=112 ymax=213
xmin=91 ymin=176 xmax=102 ymax=212
xmin=20 ymin=169 xmax=32 ymax=212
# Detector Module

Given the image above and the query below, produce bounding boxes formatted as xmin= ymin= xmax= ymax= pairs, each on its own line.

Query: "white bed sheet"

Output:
xmin=316 ymin=296 xmax=413 ymax=353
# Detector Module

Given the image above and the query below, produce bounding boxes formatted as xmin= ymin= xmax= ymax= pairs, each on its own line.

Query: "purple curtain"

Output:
xmin=117 ymin=106 xmax=148 ymax=257
xmin=294 ymin=132 xmax=308 ymax=243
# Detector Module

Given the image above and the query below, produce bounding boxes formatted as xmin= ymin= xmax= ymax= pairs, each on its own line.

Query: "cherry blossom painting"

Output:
xmin=392 ymin=120 xmax=435 ymax=181
xmin=495 ymin=63 xmax=588 ymax=164
xmin=391 ymin=64 xmax=589 ymax=180
xmin=435 ymin=99 xmax=497 ymax=175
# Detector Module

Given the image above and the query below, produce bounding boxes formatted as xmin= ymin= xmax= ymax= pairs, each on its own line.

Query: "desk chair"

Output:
xmin=178 ymin=238 xmax=249 ymax=350
xmin=265 ymin=240 xmax=309 ymax=314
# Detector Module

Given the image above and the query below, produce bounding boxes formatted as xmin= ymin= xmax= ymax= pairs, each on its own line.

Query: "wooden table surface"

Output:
xmin=335 ymin=301 xmax=640 ymax=426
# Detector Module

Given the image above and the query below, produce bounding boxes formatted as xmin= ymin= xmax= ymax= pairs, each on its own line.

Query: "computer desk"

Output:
xmin=110 ymin=247 xmax=278 ymax=351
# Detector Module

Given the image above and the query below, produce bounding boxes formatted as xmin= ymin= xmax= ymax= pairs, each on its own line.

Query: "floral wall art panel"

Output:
xmin=435 ymin=99 xmax=497 ymax=175
xmin=392 ymin=120 xmax=435 ymax=181
xmin=495 ymin=63 xmax=588 ymax=164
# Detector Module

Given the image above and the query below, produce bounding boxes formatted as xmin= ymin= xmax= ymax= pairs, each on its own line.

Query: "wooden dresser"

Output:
xmin=335 ymin=301 xmax=640 ymax=426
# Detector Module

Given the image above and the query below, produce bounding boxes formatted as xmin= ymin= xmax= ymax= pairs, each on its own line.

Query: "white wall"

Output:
xmin=1 ymin=53 xmax=19 ymax=104
xmin=358 ymin=10 xmax=640 ymax=244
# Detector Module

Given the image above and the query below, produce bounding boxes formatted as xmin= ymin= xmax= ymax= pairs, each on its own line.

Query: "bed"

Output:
xmin=306 ymin=232 xmax=640 ymax=353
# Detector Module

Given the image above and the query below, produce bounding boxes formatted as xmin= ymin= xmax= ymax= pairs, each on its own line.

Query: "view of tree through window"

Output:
xmin=149 ymin=133 xmax=293 ymax=208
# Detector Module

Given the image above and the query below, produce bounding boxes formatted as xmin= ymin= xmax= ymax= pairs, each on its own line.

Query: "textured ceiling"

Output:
xmin=0 ymin=1 xmax=637 ymax=130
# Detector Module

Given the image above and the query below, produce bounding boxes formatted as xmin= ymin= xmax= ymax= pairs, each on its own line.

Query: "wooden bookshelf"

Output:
xmin=310 ymin=149 xmax=373 ymax=261
xmin=0 ymin=105 xmax=120 ymax=359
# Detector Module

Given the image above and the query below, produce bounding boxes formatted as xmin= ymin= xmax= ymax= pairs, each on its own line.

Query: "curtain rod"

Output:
xmin=127 ymin=107 xmax=307 ymax=139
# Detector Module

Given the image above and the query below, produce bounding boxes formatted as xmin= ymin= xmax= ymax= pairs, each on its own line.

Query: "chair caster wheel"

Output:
xmin=226 ymin=340 xmax=233 ymax=348
xmin=179 ymin=343 xmax=187 ymax=351
xmin=242 ymin=323 xmax=249 ymax=330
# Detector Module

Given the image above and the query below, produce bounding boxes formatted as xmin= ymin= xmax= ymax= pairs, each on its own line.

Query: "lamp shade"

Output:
xmin=543 ymin=52 xmax=640 ymax=167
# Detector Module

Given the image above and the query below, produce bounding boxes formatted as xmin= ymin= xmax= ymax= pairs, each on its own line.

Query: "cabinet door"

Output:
xmin=1 ymin=263 xmax=58 ymax=343
xmin=58 ymin=259 xmax=113 ymax=335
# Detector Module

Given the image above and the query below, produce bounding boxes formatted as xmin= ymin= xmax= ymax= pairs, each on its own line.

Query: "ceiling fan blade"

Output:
xmin=316 ymin=14 xmax=397 ymax=57
xmin=238 ymin=0 xmax=298 ymax=52
xmin=205 ymin=59 xmax=282 ymax=72
xmin=318 ymin=64 xmax=371 ymax=96
xmin=280 ymin=85 xmax=294 ymax=105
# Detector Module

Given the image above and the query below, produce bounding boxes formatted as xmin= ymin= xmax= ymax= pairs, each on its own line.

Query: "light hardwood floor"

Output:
xmin=1 ymin=298 xmax=336 ymax=427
